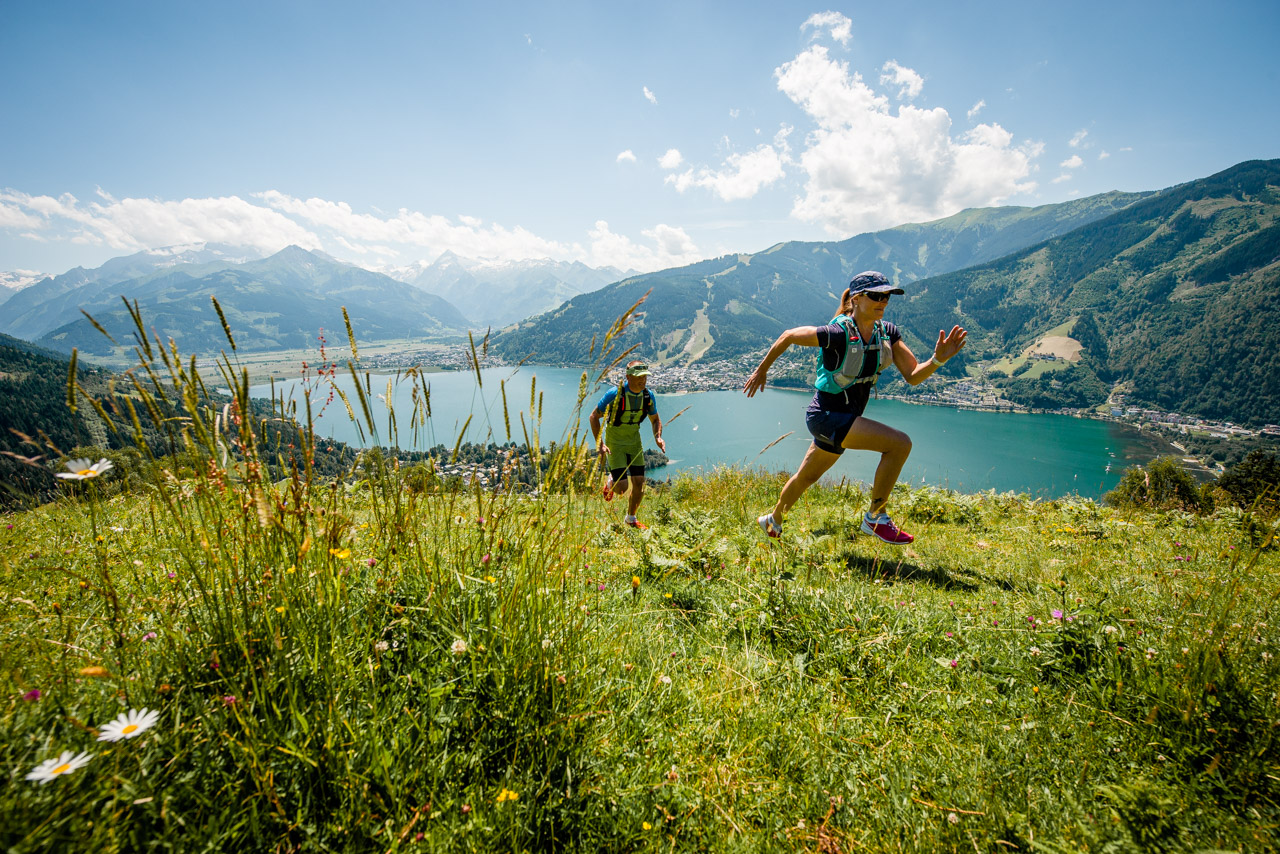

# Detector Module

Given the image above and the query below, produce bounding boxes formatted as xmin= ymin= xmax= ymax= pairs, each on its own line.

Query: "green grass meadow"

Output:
xmin=2 ymin=322 xmax=1278 ymax=852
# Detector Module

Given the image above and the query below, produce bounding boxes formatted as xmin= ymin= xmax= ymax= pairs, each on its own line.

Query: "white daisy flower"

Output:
xmin=56 ymin=458 xmax=114 ymax=480
xmin=25 ymin=750 xmax=93 ymax=784
xmin=97 ymin=708 xmax=160 ymax=742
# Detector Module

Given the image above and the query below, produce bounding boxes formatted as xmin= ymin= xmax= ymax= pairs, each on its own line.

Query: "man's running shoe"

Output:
xmin=602 ymin=481 xmax=614 ymax=502
xmin=626 ymin=518 xmax=648 ymax=530
xmin=757 ymin=513 xmax=782 ymax=539
xmin=860 ymin=512 xmax=914 ymax=545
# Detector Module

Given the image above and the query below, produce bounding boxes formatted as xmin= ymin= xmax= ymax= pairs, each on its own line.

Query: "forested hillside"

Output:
xmin=888 ymin=159 xmax=1280 ymax=425
xmin=0 ymin=334 xmax=100 ymax=502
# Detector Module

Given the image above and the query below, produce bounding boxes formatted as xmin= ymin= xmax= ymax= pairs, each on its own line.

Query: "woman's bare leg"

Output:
xmin=840 ymin=416 xmax=912 ymax=514
xmin=770 ymin=444 xmax=841 ymax=524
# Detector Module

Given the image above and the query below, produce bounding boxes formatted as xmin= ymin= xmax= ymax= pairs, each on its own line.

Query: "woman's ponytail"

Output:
xmin=836 ymin=287 xmax=855 ymax=317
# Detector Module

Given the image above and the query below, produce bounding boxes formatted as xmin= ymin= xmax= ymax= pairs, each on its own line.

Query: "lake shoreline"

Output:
xmin=248 ymin=365 xmax=1212 ymax=498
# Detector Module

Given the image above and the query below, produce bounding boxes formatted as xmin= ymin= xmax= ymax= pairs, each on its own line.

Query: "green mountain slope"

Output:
xmin=32 ymin=246 xmax=472 ymax=357
xmin=0 ymin=333 xmax=98 ymax=502
xmin=492 ymin=191 xmax=1148 ymax=366
xmin=888 ymin=159 xmax=1280 ymax=425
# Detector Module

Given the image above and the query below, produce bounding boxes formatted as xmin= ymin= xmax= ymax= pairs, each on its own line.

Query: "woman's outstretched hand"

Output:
xmin=935 ymin=325 xmax=968 ymax=362
xmin=743 ymin=365 xmax=768 ymax=397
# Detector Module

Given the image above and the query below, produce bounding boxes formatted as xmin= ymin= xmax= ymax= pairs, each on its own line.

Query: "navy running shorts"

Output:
xmin=806 ymin=409 xmax=857 ymax=455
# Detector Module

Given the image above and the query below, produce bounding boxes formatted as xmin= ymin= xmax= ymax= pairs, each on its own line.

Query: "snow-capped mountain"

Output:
xmin=1 ymin=269 xmax=44 ymax=291
xmin=0 ymin=269 xmax=45 ymax=309
xmin=383 ymin=252 xmax=634 ymax=327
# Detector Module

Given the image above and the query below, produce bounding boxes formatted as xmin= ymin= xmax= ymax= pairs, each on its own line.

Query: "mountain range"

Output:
xmin=1 ymin=245 xmax=634 ymax=356
xmin=491 ymin=189 xmax=1151 ymax=364
xmin=490 ymin=159 xmax=1280 ymax=426
xmin=8 ymin=246 xmax=471 ymax=357
xmin=1 ymin=243 xmax=265 ymax=344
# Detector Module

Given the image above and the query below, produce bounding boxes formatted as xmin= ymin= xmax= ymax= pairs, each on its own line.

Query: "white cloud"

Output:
xmin=586 ymin=220 xmax=702 ymax=271
xmin=773 ymin=124 xmax=794 ymax=158
xmin=0 ymin=202 xmax=43 ymax=229
xmin=1059 ymin=155 xmax=1083 ymax=169
xmin=0 ymin=189 xmax=320 ymax=254
xmin=773 ymin=45 xmax=1038 ymax=235
xmin=880 ymin=60 xmax=923 ymax=101
xmin=665 ymin=145 xmax=787 ymax=202
xmin=1098 ymin=150 xmax=1110 ymax=160
xmin=802 ymin=11 xmax=852 ymax=46
xmin=1051 ymin=173 xmax=1073 ymax=184
xmin=729 ymin=108 xmax=740 ymax=118
xmin=616 ymin=149 xmax=637 ymax=163
xmin=643 ymin=86 xmax=657 ymax=105
xmin=967 ymin=100 xmax=986 ymax=121
xmin=0 ymin=188 xmax=701 ymax=274
xmin=256 ymin=191 xmax=576 ymax=262
xmin=658 ymin=149 xmax=684 ymax=169
xmin=1068 ymin=129 xmax=1089 ymax=148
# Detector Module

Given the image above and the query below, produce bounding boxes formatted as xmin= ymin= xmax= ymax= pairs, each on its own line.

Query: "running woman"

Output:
xmin=743 ymin=271 xmax=967 ymax=544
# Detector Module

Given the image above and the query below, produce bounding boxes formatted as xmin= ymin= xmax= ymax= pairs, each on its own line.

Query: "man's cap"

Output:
xmin=626 ymin=363 xmax=651 ymax=377
xmin=849 ymin=270 xmax=904 ymax=295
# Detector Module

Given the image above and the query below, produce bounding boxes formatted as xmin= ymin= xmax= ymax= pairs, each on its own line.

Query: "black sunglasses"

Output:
xmin=860 ymin=291 xmax=891 ymax=303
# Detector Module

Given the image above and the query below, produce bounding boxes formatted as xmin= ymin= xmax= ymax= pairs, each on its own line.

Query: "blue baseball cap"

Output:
xmin=849 ymin=271 xmax=904 ymax=295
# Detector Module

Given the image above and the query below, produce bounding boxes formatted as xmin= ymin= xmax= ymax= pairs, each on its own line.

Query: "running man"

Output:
xmin=589 ymin=361 xmax=666 ymax=529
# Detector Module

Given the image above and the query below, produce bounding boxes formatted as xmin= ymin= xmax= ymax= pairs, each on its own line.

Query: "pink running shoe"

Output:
xmin=860 ymin=512 xmax=914 ymax=545
xmin=602 ymin=483 xmax=614 ymax=502
xmin=757 ymin=514 xmax=782 ymax=539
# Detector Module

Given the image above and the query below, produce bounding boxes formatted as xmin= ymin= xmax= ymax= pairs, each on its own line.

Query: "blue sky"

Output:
xmin=3 ymin=0 xmax=1278 ymax=279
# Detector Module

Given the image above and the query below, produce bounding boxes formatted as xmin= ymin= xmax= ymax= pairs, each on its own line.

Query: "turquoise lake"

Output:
xmin=251 ymin=365 xmax=1166 ymax=499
